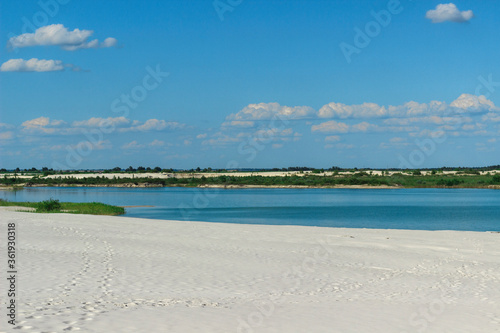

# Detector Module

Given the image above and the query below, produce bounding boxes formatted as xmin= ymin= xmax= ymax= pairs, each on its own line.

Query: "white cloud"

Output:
xmin=7 ymin=24 xmax=118 ymax=50
xmin=22 ymin=117 xmax=51 ymax=128
xmin=202 ymin=133 xmax=240 ymax=146
xmin=227 ymin=102 xmax=315 ymax=121
xmin=196 ymin=133 xmax=207 ymax=139
xmin=311 ymin=121 xmax=349 ymax=133
xmin=18 ymin=116 xmax=183 ymax=137
xmin=383 ymin=115 xmax=471 ymax=126
xmin=352 ymin=121 xmax=378 ymax=132
xmin=222 ymin=120 xmax=255 ymax=127
xmin=426 ymin=3 xmax=474 ymax=23
xmin=325 ymin=135 xmax=341 ymax=142
xmin=0 ymin=123 xmax=14 ymax=130
xmin=253 ymin=127 xmax=298 ymax=143
xmin=0 ymin=132 xmax=14 ymax=140
xmin=390 ymin=137 xmax=406 ymax=143
xmin=450 ymin=94 xmax=498 ymax=111
xmin=21 ymin=116 xmax=67 ymax=134
xmin=72 ymin=117 xmax=129 ymax=127
xmin=121 ymin=141 xmax=145 ymax=150
xmin=148 ymin=139 xmax=165 ymax=147
xmin=0 ymin=58 xmax=65 ymax=72
xmin=482 ymin=112 xmax=500 ymax=122
xmin=318 ymin=102 xmax=387 ymax=119
xmin=118 ymin=119 xmax=184 ymax=132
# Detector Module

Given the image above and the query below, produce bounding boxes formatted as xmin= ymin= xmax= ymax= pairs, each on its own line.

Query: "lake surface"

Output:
xmin=2 ymin=187 xmax=499 ymax=231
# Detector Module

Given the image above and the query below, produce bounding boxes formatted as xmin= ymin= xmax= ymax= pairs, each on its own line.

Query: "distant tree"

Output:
xmin=112 ymin=167 xmax=121 ymax=172
xmin=153 ymin=167 xmax=162 ymax=172
xmin=42 ymin=167 xmax=49 ymax=172
xmin=146 ymin=167 xmax=152 ymax=172
xmin=196 ymin=167 xmax=201 ymax=172
xmin=137 ymin=166 xmax=146 ymax=172
xmin=15 ymin=167 xmax=20 ymax=172
xmin=126 ymin=166 xmax=135 ymax=172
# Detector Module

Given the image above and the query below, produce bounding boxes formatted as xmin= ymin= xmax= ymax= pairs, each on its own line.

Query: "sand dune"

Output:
xmin=1 ymin=208 xmax=499 ymax=332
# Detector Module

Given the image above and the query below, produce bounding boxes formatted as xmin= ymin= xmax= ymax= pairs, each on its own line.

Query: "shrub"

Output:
xmin=36 ymin=199 xmax=62 ymax=212
xmin=437 ymin=178 xmax=463 ymax=187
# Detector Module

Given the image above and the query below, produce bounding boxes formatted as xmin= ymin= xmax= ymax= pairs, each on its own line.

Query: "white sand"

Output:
xmin=35 ymin=169 xmax=500 ymax=180
xmin=1 ymin=209 xmax=499 ymax=333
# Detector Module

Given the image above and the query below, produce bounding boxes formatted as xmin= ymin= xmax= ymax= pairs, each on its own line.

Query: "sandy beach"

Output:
xmin=1 ymin=208 xmax=499 ymax=333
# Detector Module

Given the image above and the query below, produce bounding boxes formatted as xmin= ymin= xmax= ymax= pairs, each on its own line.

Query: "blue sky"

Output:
xmin=0 ymin=0 xmax=499 ymax=169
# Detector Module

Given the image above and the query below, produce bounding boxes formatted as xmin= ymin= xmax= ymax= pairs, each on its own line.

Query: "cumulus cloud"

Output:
xmin=426 ymin=3 xmax=473 ymax=23
xmin=311 ymin=121 xmax=349 ymax=133
xmin=21 ymin=116 xmax=67 ymax=134
xmin=222 ymin=120 xmax=255 ymax=128
xmin=253 ymin=127 xmax=297 ymax=143
xmin=121 ymin=141 xmax=144 ymax=150
xmin=383 ymin=115 xmax=471 ymax=126
xmin=450 ymin=94 xmax=498 ymax=111
xmin=390 ymin=137 xmax=406 ymax=143
xmin=0 ymin=132 xmax=14 ymax=140
xmin=18 ymin=116 xmax=183 ymax=137
xmin=7 ymin=24 xmax=118 ymax=50
xmin=118 ymin=119 xmax=184 ymax=132
xmin=202 ymin=133 xmax=241 ymax=146
xmin=149 ymin=139 xmax=165 ymax=147
xmin=318 ymin=102 xmax=387 ymax=119
xmin=0 ymin=123 xmax=14 ymax=130
xmin=0 ymin=58 xmax=66 ymax=72
xmin=324 ymin=135 xmax=341 ymax=142
xmin=227 ymin=102 xmax=315 ymax=121
xmin=72 ymin=117 xmax=129 ymax=127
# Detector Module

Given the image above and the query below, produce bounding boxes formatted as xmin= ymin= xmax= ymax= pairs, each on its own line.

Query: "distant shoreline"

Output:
xmin=2 ymin=169 xmax=500 ymax=190
xmin=2 ymin=183 xmax=500 ymax=190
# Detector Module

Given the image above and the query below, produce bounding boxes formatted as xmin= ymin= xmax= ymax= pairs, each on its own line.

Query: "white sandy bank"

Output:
xmin=0 ymin=209 xmax=499 ymax=333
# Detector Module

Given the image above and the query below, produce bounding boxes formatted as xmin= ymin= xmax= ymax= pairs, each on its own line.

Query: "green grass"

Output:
xmin=1 ymin=172 xmax=500 ymax=189
xmin=0 ymin=199 xmax=125 ymax=215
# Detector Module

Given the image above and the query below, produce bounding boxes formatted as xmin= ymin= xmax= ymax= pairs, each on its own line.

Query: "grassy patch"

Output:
xmin=0 ymin=199 xmax=125 ymax=215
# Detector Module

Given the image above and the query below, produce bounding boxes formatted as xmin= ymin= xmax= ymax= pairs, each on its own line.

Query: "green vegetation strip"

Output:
xmin=1 ymin=172 xmax=500 ymax=188
xmin=0 ymin=199 xmax=125 ymax=215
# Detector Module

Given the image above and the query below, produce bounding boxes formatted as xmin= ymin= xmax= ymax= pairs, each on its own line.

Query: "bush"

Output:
xmin=492 ymin=174 xmax=500 ymax=184
xmin=437 ymin=178 xmax=463 ymax=187
xmin=36 ymin=199 xmax=61 ymax=212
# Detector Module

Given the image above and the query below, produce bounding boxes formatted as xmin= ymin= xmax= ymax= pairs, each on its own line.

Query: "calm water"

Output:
xmin=2 ymin=187 xmax=499 ymax=231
